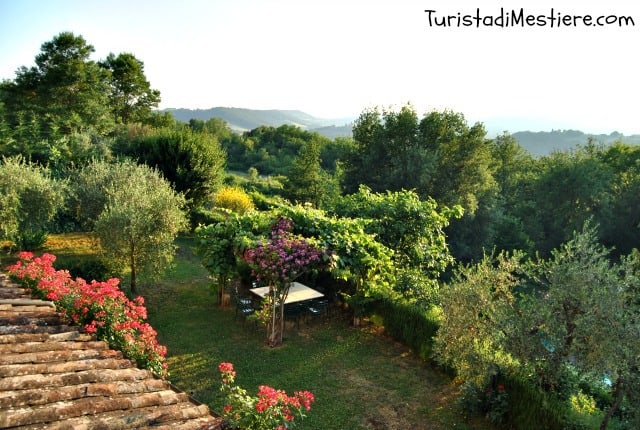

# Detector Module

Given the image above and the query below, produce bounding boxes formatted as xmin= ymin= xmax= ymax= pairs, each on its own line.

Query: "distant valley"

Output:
xmin=165 ymin=107 xmax=354 ymax=139
xmin=164 ymin=107 xmax=640 ymax=156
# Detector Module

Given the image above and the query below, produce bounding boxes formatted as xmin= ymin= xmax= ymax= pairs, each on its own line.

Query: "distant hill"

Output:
xmin=163 ymin=107 xmax=640 ymax=155
xmin=163 ymin=107 xmax=354 ymax=138
xmin=512 ymin=130 xmax=640 ymax=156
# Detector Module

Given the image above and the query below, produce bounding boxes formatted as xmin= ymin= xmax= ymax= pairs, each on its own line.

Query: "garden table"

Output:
xmin=249 ymin=282 xmax=324 ymax=304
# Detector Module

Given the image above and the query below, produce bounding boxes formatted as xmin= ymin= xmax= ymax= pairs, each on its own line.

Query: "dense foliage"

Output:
xmin=434 ymin=225 xmax=640 ymax=428
xmin=112 ymin=126 xmax=226 ymax=211
xmin=0 ymin=156 xmax=63 ymax=250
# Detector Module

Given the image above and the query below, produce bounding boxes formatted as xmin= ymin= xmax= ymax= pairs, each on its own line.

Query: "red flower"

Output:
xmin=6 ymin=252 xmax=168 ymax=378
xmin=218 ymin=362 xmax=235 ymax=374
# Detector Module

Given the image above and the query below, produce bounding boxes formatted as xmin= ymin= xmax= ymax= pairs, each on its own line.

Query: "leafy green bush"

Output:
xmin=55 ymin=256 xmax=116 ymax=282
xmin=395 ymin=266 xmax=440 ymax=305
xmin=0 ymin=156 xmax=64 ymax=250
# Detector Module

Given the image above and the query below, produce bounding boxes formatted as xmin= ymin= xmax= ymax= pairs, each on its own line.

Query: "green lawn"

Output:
xmin=31 ymin=234 xmax=491 ymax=430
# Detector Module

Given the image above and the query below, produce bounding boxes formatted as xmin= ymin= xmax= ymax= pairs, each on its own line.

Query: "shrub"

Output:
xmin=0 ymin=156 xmax=64 ymax=250
xmin=55 ymin=256 xmax=116 ymax=282
xmin=214 ymin=186 xmax=255 ymax=214
xmin=218 ymin=362 xmax=314 ymax=429
xmin=6 ymin=251 xmax=168 ymax=377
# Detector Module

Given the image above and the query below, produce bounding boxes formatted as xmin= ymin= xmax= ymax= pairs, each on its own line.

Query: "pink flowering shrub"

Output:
xmin=242 ymin=217 xmax=327 ymax=346
xmin=7 ymin=252 xmax=168 ymax=377
xmin=218 ymin=362 xmax=314 ymax=430
xmin=242 ymin=217 xmax=325 ymax=287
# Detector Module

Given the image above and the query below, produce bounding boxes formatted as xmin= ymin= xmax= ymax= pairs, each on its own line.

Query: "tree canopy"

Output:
xmin=100 ymin=52 xmax=161 ymax=124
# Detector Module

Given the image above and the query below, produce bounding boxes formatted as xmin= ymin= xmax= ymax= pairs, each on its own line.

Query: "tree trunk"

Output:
xmin=268 ymin=287 xmax=279 ymax=347
xmin=267 ymin=283 xmax=290 ymax=348
xmin=600 ymin=376 xmax=624 ymax=430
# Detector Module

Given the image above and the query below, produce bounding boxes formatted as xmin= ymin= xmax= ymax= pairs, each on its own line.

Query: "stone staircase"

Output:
xmin=0 ymin=274 xmax=225 ymax=429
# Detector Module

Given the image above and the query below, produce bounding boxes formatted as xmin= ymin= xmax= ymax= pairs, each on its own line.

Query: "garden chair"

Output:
xmin=306 ymin=298 xmax=329 ymax=322
xmin=233 ymin=284 xmax=253 ymax=306
xmin=233 ymin=286 xmax=255 ymax=321
xmin=284 ymin=303 xmax=305 ymax=329
xmin=234 ymin=297 xmax=255 ymax=321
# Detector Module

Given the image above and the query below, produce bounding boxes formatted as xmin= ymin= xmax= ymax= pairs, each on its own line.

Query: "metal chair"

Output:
xmin=233 ymin=286 xmax=255 ymax=321
xmin=284 ymin=303 xmax=305 ymax=329
xmin=306 ymin=298 xmax=329 ymax=322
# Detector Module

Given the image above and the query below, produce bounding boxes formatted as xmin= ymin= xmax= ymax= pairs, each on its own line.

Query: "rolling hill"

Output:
xmin=164 ymin=107 xmax=354 ymax=138
xmin=512 ymin=130 xmax=640 ymax=156
xmin=163 ymin=107 xmax=640 ymax=155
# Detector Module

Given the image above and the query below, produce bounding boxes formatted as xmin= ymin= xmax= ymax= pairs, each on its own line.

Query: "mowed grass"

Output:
xmin=31 ymin=234 xmax=490 ymax=430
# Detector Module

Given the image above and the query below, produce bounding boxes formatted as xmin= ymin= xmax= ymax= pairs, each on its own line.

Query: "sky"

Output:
xmin=1 ymin=0 xmax=639 ymax=134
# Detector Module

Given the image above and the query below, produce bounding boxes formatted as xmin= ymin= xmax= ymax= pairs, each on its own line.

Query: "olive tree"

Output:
xmin=433 ymin=251 xmax=525 ymax=386
xmin=520 ymin=225 xmax=640 ymax=429
xmin=93 ymin=161 xmax=188 ymax=294
xmin=0 ymin=156 xmax=63 ymax=250
xmin=434 ymin=223 xmax=640 ymax=428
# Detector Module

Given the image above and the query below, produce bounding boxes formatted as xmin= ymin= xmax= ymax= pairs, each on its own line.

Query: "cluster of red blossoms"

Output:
xmin=7 ymin=252 xmax=168 ymax=377
xmin=218 ymin=362 xmax=315 ymax=429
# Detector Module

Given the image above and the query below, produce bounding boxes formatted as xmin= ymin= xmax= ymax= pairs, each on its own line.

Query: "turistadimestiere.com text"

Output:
xmin=425 ymin=8 xmax=635 ymax=28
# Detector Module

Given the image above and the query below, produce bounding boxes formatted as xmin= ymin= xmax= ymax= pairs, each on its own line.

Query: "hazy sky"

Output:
xmin=1 ymin=0 xmax=639 ymax=134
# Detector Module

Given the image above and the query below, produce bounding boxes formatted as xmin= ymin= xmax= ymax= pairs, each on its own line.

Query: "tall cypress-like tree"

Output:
xmin=285 ymin=139 xmax=333 ymax=208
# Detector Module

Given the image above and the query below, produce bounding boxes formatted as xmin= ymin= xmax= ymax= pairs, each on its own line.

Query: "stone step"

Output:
xmin=0 ymin=365 xmax=150 ymax=391
xmin=0 ymin=286 xmax=31 ymax=299
xmin=0 ymin=323 xmax=77 ymax=335
xmin=0 ymin=298 xmax=56 ymax=306
xmin=0 ymin=339 xmax=107 ymax=354
xmin=0 ymin=377 xmax=167 ymax=409
xmin=0 ymin=330 xmax=92 ymax=344
xmin=0 ymin=313 xmax=64 ymax=327
xmin=0 ymin=356 xmax=131 ymax=378
xmin=5 ymin=398 xmax=218 ymax=429
xmin=0 ymin=345 xmax=122 ymax=366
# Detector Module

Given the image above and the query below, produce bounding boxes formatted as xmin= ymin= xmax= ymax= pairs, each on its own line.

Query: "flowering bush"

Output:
xmin=6 ymin=252 xmax=168 ymax=377
xmin=457 ymin=380 xmax=509 ymax=424
xmin=242 ymin=217 xmax=326 ymax=346
xmin=486 ymin=384 xmax=509 ymax=425
xmin=218 ymin=362 xmax=314 ymax=430
xmin=242 ymin=218 xmax=325 ymax=287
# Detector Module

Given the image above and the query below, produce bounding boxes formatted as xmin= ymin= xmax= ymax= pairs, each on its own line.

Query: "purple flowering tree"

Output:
xmin=242 ymin=217 xmax=325 ymax=347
